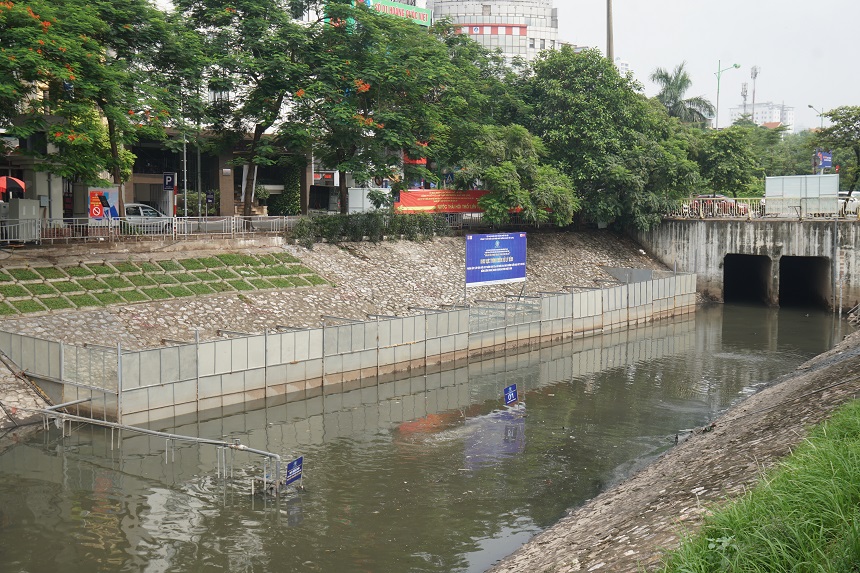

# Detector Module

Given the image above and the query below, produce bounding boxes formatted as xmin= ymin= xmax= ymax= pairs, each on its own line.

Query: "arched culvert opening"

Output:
xmin=779 ymin=256 xmax=831 ymax=309
xmin=723 ymin=254 xmax=772 ymax=305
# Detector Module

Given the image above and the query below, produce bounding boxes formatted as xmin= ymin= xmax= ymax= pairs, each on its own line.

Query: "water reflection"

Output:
xmin=0 ymin=305 xmax=850 ymax=573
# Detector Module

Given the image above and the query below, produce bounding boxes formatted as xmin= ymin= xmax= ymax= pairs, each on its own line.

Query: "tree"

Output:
xmin=452 ymin=124 xmax=578 ymax=227
xmin=697 ymin=126 xmax=758 ymax=197
xmin=176 ymin=0 xmax=309 ymax=216
xmin=816 ymin=106 xmax=860 ymax=192
xmin=649 ymin=61 xmax=714 ymax=125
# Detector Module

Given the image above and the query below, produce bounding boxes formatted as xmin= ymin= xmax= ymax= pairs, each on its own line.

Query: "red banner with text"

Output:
xmin=394 ymin=189 xmax=489 ymax=213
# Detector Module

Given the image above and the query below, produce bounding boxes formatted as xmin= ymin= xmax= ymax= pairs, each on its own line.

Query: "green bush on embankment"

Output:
xmin=0 ymin=252 xmax=330 ymax=316
xmin=659 ymin=399 xmax=860 ymax=572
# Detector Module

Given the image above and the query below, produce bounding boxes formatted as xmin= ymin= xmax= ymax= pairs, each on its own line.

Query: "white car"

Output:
xmin=123 ymin=203 xmax=172 ymax=233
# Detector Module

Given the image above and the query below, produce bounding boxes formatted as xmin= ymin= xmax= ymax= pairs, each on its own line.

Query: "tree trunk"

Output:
xmin=243 ymin=124 xmax=265 ymax=217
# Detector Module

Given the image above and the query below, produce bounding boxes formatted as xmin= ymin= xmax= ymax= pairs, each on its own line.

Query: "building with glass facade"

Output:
xmin=428 ymin=0 xmax=559 ymax=62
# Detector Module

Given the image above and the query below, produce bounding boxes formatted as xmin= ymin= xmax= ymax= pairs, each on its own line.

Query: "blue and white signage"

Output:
xmin=163 ymin=172 xmax=177 ymax=192
xmin=504 ymin=384 xmax=518 ymax=406
xmin=286 ymin=456 xmax=303 ymax=485
xmin=818 ymin=150 xmax=833 ymax=169
xmin=465 ymin=232 xmax=527 ymax=287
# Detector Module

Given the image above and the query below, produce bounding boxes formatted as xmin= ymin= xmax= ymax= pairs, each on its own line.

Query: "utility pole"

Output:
xmin=750 ymin=66 xmax=760 ymax=126
xmin=741 ymin=82 xmax=748 ymax=118
xmin=606 ymin=0 xmax=614 ymax=62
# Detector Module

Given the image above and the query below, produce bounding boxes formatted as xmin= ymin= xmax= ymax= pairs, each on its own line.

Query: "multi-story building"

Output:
xmin=728 ymin=101 xmax=795 ymax=131
xmin=428 ymin=0 xmax=559 ymax=62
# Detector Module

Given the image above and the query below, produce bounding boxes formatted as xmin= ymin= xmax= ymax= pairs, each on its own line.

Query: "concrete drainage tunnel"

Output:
xmin=723 ymin=254 xmax=832 ymax=309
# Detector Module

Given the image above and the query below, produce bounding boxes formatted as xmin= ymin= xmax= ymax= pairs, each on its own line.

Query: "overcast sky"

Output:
xmin=555 ymin=0 xmax=858 ymax=132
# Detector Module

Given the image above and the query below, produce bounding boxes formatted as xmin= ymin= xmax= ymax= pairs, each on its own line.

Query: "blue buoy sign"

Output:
xmin=504 ymin=384 xmax=518 ymax=406
xmin=286 ymin=456 xmax=304 ymax=485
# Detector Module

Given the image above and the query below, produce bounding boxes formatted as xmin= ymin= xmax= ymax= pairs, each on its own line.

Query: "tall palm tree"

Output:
xmin=650 ymin=62 xmax=715 ymax=124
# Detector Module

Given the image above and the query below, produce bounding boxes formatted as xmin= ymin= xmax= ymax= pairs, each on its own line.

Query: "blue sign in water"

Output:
xmin=465 ymin=233 xmax=527 ymax=287
xmin=504 ymin=384 xmax=518 ymax=405
xmin=286 ymin=456 xmax=303 ymax=485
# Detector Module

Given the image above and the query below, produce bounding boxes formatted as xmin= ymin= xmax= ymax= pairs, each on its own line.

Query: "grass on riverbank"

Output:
xmin=658 ymin=399 xmax=860 ymax=572
xmin=0 ymin=252 xmax=330 ymax=316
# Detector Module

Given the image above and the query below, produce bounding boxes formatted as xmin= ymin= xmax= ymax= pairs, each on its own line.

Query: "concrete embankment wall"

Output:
xmin=0 ymin=273 xmax=696 ymax=425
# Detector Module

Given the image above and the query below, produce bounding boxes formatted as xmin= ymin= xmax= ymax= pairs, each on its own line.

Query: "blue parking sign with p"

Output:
xmin=163 ymin=172 xmax=176 ymax=191
xmin=504 ymin=384 xmax=518 ymax=406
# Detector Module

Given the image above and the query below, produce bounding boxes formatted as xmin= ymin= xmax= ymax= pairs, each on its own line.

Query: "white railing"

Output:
xmin=666 ymin=197 xmax=860 ymax=220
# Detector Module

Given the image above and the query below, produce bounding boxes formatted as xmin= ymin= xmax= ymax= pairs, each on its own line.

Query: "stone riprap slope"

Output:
xmin=0 ymin=230 xmax=661 ymax=351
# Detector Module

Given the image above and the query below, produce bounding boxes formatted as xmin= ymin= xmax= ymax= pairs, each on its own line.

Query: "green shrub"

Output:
xmin=76 ymin=278 xmax=109 ymax=291
xmin=67 ymin=294 xmax=102 ymax=307
xmin=8 ymin=268 xmax=42 ymax=281
xmin=24 ymin=283 xmax=58 ymax=296
xmin=289 ymin=216 xmax=316 ymax=249
xmin=41 ymin=297 xmax=73 ymax=310
xmin=11 ymin=300 xmax=46 ymax=313
xmin=157 ymin=260 xmax=183 ymax=272
xmin=0 ymin=284 xmax=30 ymax=298
xmin=119 ymin=290 xmax=149 ymax=303
xmin=187 ymin=283 xmax=215 ymax=295
xmin=34 ymin=267 xmax=67 ymax=280
xmin=103 ymin=276 xmax=133 ymax=289
xmin=94 ymin=292 xmax=124 ymax=305
xmin=87 ymin=264 xmax=115 ymax=275
xmin=178 ymin=258 xmax=205 ymax=270
xmin=64 ymin=266 xmax=94 ymax=277
xmin=165 ymin=285 xmax=193 ymax=297
xmin=317 ymin=215 xmax=345 ymax=243
xmin=128 ymin=275 xmax=156 ymax=287
xmin=141 ymin=287 xmax=172 ymax=300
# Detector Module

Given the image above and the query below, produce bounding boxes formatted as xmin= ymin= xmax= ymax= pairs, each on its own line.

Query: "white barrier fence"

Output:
xmin=0 ymin=273 xmax=696 ymax=425
xmin=666 ymin=197 xmax=860 ymax=220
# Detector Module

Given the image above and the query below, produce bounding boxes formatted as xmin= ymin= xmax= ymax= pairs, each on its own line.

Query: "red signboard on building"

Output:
xmin=394 ymin=189 xmax=489 ymax=213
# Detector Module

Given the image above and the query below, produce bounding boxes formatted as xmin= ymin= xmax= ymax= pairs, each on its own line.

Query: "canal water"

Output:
xmin=0 ymin=305 xmax=851 ymax=573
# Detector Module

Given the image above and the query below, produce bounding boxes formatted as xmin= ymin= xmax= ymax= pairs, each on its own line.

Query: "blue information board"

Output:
xmin=504 ymin=384 xmax=518 ymax=405
xmin=286 ymin=456 xmax=303 ymax=485
xmin=465 ymin=233 xmax=527 ymax=287
xmin=819 ymin=151 xmax=833 ymax=168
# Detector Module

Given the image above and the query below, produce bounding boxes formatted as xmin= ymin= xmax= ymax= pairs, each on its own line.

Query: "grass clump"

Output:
xmin=41 ymin=297 xmax=73 ymax=310
xmin=8 ymin=268 xmax=42 ymax=281
xmin=157 ymin=260 xmax=183 ymax=272
xmin=214 ymin=253 xmax=244 ymax=266
xmin=0 ymin=271 xmax=13 ymax=282
xmin=234 ymin=268 xmax=259 ymax=278
xmin=267 ymin=278 xmax=295 ymax=289
xmin=34 ymin=267 xmax=67 ymax=280
xmin=0 ymin=284 xmax=29 ymax=298
xmin=659 ymin=399 xmax=860 ymax=573
xmin=279 ymin=265 xmax=314 ymax=276
xmin=209 ymin=282 xmax=234 ymax=293
xmin=94 ymin=292 xmax=125 ymax=305
xmin=197 ymin=256 xmax=225 ymax=268
xmin=174 ymin=273 xmax=198 ymax=284
xmin=178 ymin=258 xmax=205 ymax=271
xmin=141 ymin=287 xmax=172 ymax=300
xmin=64 ymin=266 xmax=94 ymax=278
xmin=289 ymin=277 xmax=310 ymax=287
xmin=211 ymin=268 xmax=238 ymax=280
xmin=54 ymin=281 xmax=82 ymax=293
xmin=227 ymin=279 xmax=255 ymax=291
xmin=165 ymin=285 xmax=193 ymax=297
xmin=272 ymin=252 xmax=300 ymax=264
xmin=191 ymin=270 xmax=219 ymax=282
xmin=0 ymin=302 xmax=15 ymax=315
xmin=119 ymin=290 xmax=149 ymax=303
xmin=128 ymin=275 xmax=156 ymax=287
xmin=86 ymin=264 xmax=115 ymax=275
xmin=112 ymin=262 xmax=139 ymax=273
xmin=187 ymin=283 xmax=215 ymax=295
xmin=67 ymin=294 xmax=102 ymax=308
xmin=103 ymin=276 xmax=134 ymax=290
xmin=149 ymin=274 xmax=179 ymax=285
xmin=249 ymin=278 xmax=274 ymax=289
xmin=11 ymin=300 xmax=46 ymax=313
xmin=305 ymin=275 xmax=328 ymax=286
xmin=24 ymin=283 xmax=58 ymax=296
xmin=76 ymin=278 xmax=109 ymax=291
xmin=138 ymin=261 xmax=161 ymax=273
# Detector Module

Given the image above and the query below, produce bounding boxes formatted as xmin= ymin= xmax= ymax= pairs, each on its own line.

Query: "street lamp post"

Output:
xmin=808 ymin=104 xmax=824 ymax=130
xmin=714 ymin=60 xmax=741 ymax=129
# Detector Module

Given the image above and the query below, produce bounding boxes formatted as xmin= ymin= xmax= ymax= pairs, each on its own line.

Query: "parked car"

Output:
xmin=839 ymin=192 xmax=859 ymax=215
xmin=122 ymin=203 xmax=172 ymax=233
xmin=690 ymin=194 xmax=749 ymax=217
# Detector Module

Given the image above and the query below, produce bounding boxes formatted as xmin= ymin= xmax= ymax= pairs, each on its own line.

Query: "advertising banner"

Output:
xmin=465 ymin=232 xmax=527 ymax=287
xmin=358 ymin=0 xmax=432 ymax=26
xmin=88 ymin=186 xmax=120 ymax=224
xmin=395 ymin=189 xmax=489 ymax=213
